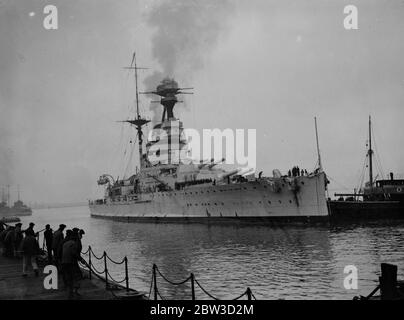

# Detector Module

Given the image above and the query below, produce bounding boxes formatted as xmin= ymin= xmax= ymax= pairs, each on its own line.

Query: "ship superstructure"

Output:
xmin=89 ymin=55 xmax=329 ymax=223
xmin=329 ymin=116 xmax=404 ymax=220
xmin=0 ymin=185 xmax=32 ymax=217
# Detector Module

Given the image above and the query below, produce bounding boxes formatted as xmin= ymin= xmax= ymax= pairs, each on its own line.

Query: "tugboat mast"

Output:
xmin=123 ymin=53 xmax=150 ymax=169
xmin=368 ymin=115 xmax=373 ymax=188
xmin=314 ymin=117 xmax=322 ymax=172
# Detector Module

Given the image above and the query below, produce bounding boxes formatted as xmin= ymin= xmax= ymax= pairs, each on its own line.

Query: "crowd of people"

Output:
xmin=288 ymin=166 xmax=309 ymax=177
xmin=0 ymin=221 xmax=86 ymax=299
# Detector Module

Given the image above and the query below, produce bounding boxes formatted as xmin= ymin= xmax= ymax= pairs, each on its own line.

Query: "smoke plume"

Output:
xmin=143 ymin=0 xmax=235 ymax=122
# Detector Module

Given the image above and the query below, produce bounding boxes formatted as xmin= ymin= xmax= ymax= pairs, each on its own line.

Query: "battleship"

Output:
xmin=0 ymin=186 xmax=32 ymax=218
xmin=89 ymin=54 xmax=329 ymax=223
xmin=328 ymin=116 xmax=404 ymax=220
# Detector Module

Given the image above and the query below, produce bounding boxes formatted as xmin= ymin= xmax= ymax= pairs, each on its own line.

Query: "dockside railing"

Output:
xmin=79 ymin=246 xmax=131 ymax=292
xmin=79 ymin=246 xmax=258 ymax=300
xmin=149 ymin=263 xmax=257 ymax=301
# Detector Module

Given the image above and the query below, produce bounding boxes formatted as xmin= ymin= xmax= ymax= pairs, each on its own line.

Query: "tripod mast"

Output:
xmin=123 ymin=52 xmax=150 ymax=168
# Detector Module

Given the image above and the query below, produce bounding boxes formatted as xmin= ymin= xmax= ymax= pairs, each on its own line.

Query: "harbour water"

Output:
xmin=20 ymin=206 xmax=404 ymax=300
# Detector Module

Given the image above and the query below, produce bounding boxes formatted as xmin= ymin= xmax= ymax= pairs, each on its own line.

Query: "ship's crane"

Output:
xmin=97 ymin=174 xmax=115 ymax=186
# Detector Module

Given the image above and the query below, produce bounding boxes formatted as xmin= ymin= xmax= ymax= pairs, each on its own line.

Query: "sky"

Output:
xmin=1 ymin=0 xmax=404 ymax=204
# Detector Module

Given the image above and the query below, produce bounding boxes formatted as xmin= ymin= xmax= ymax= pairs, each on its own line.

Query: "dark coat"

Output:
xmin=52 ymin=229 xmax=64 ymax=251
xmin=4 ymin=230 xmax=15 ymax=245
xmin=44 ymin=229 xmax=53 ymax=247
xmin=21 ymin=235 xmax=39 ymax=256
xmin=61 ymin=239 xmax=78 ymax=264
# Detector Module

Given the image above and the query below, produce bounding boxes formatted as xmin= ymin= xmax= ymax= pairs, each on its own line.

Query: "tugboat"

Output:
xmin=89 ymin=54 xmax=329 ymax=223
xmin=329 ymin=116 xmax=404 ymax=220
xmin=0 ymin=185 xmax=32 ymax=218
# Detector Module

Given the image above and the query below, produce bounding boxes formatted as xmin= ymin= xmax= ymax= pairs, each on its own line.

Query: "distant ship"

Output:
xmin=0 ymin=185 xmax=32 ymax=217
xmin=328 ymin=116 xmax=404 ymax=220
xmin=89 ymin=54 xmax=329 ymax=223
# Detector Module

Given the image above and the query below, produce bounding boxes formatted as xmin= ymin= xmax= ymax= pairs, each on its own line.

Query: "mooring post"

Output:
xmin=380 ymin=263 xmax=397 ymax=300
xmin=246 ymin=287 xmax=252 ymax=300
xmin=153 ymin=264 xmax=158 ymax=300
xmin=124 ymin=256 xmax=129 ymax=291
xmin=104 ymin=251 xmax=108 ymax=290
xmin=88 ymin=246 xmax=92 ymax=280
xmin=190 ymin=273 xmax=196 ymax=300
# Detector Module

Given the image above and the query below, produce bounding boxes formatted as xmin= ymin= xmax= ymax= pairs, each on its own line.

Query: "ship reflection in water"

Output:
xmin=20 ymin=206 xmax=404 ymax=300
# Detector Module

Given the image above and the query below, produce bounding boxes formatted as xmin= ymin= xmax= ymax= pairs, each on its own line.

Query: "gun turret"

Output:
xmin=198 ymin=159 xmax=213 ymax=169
xmin=219 ymin=169 xmax=239 ymax=180
xmin=207 ymin=158 xmax=226 ymax=169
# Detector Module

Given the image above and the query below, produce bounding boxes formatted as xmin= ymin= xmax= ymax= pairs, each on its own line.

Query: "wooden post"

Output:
xmin=104 ymin=251 xmax=108 ymax=290
xmin=153 ymin=264 xmax=158 ymax=300
xmin=380 ymin=263 xmax=397 ymax=300
xmin=88 ymin=246 xmax=92 ymax=280
xmin=246 ymin=287 xmax=252 ymax=300
xmin=124 ymin=256 xmax=129 ymax=291
xmin=191 ymin=273 xmax=195 ymax=300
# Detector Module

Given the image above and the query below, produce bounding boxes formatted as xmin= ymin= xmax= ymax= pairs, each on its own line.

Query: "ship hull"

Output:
xmin=329 ymin=200 xmax=404 ymax=221
xmin=90 ymin=172 xmax=329 ymax=224
xmin=0 ymin=209 xmax=32 ymax=218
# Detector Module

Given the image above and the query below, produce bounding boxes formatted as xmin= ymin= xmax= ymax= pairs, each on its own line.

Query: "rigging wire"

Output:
xmin=371 ymin=123 xmax=385 ymax=179
xmin=327 ymin=175 xmax=351 ymax=191
xmin=355 ymin=151 xmax=368 ymax=192
xmin=123 ymin=133 xmax=138 ymax=178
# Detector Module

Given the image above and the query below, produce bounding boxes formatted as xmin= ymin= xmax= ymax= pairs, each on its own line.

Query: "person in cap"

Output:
xmin=72 ymin=228 xmax=85 ymax=295
xmin=0 ymin=226 xmax=12 ymax=256
xmin=52 ymin=224 xmax=66 ymax=268
xmin=44 ymin=224 xmax=53 ymax=263
xmin=3 ymin=226 xmax=16 ymax=257
xmin=61 ymin=229 xmax=79 ymax=299
xmin=14 ymin=223 xmax=24 ymax=257
xmin=24 ymin=222 xmax=37 ymax=237
xmin=21 ymin=231 xmax=39 ymax=277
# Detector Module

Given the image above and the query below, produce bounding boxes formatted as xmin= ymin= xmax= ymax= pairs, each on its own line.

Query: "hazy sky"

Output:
xmin=1 ymin=0 xmax=404 ymax=203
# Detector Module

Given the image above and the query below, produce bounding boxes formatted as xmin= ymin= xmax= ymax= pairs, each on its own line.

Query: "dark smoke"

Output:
xmin=143 ymin=0 xmax=235 ymax=122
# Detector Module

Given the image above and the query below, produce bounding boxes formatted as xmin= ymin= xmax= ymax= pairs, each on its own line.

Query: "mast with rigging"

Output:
xmin=368 ymin=115 xmax=373 ymax=188
xmin=314 ymin=117 xmax=323 ymax=172
xmin=122 ymin=52 xmax=150 ymax=169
